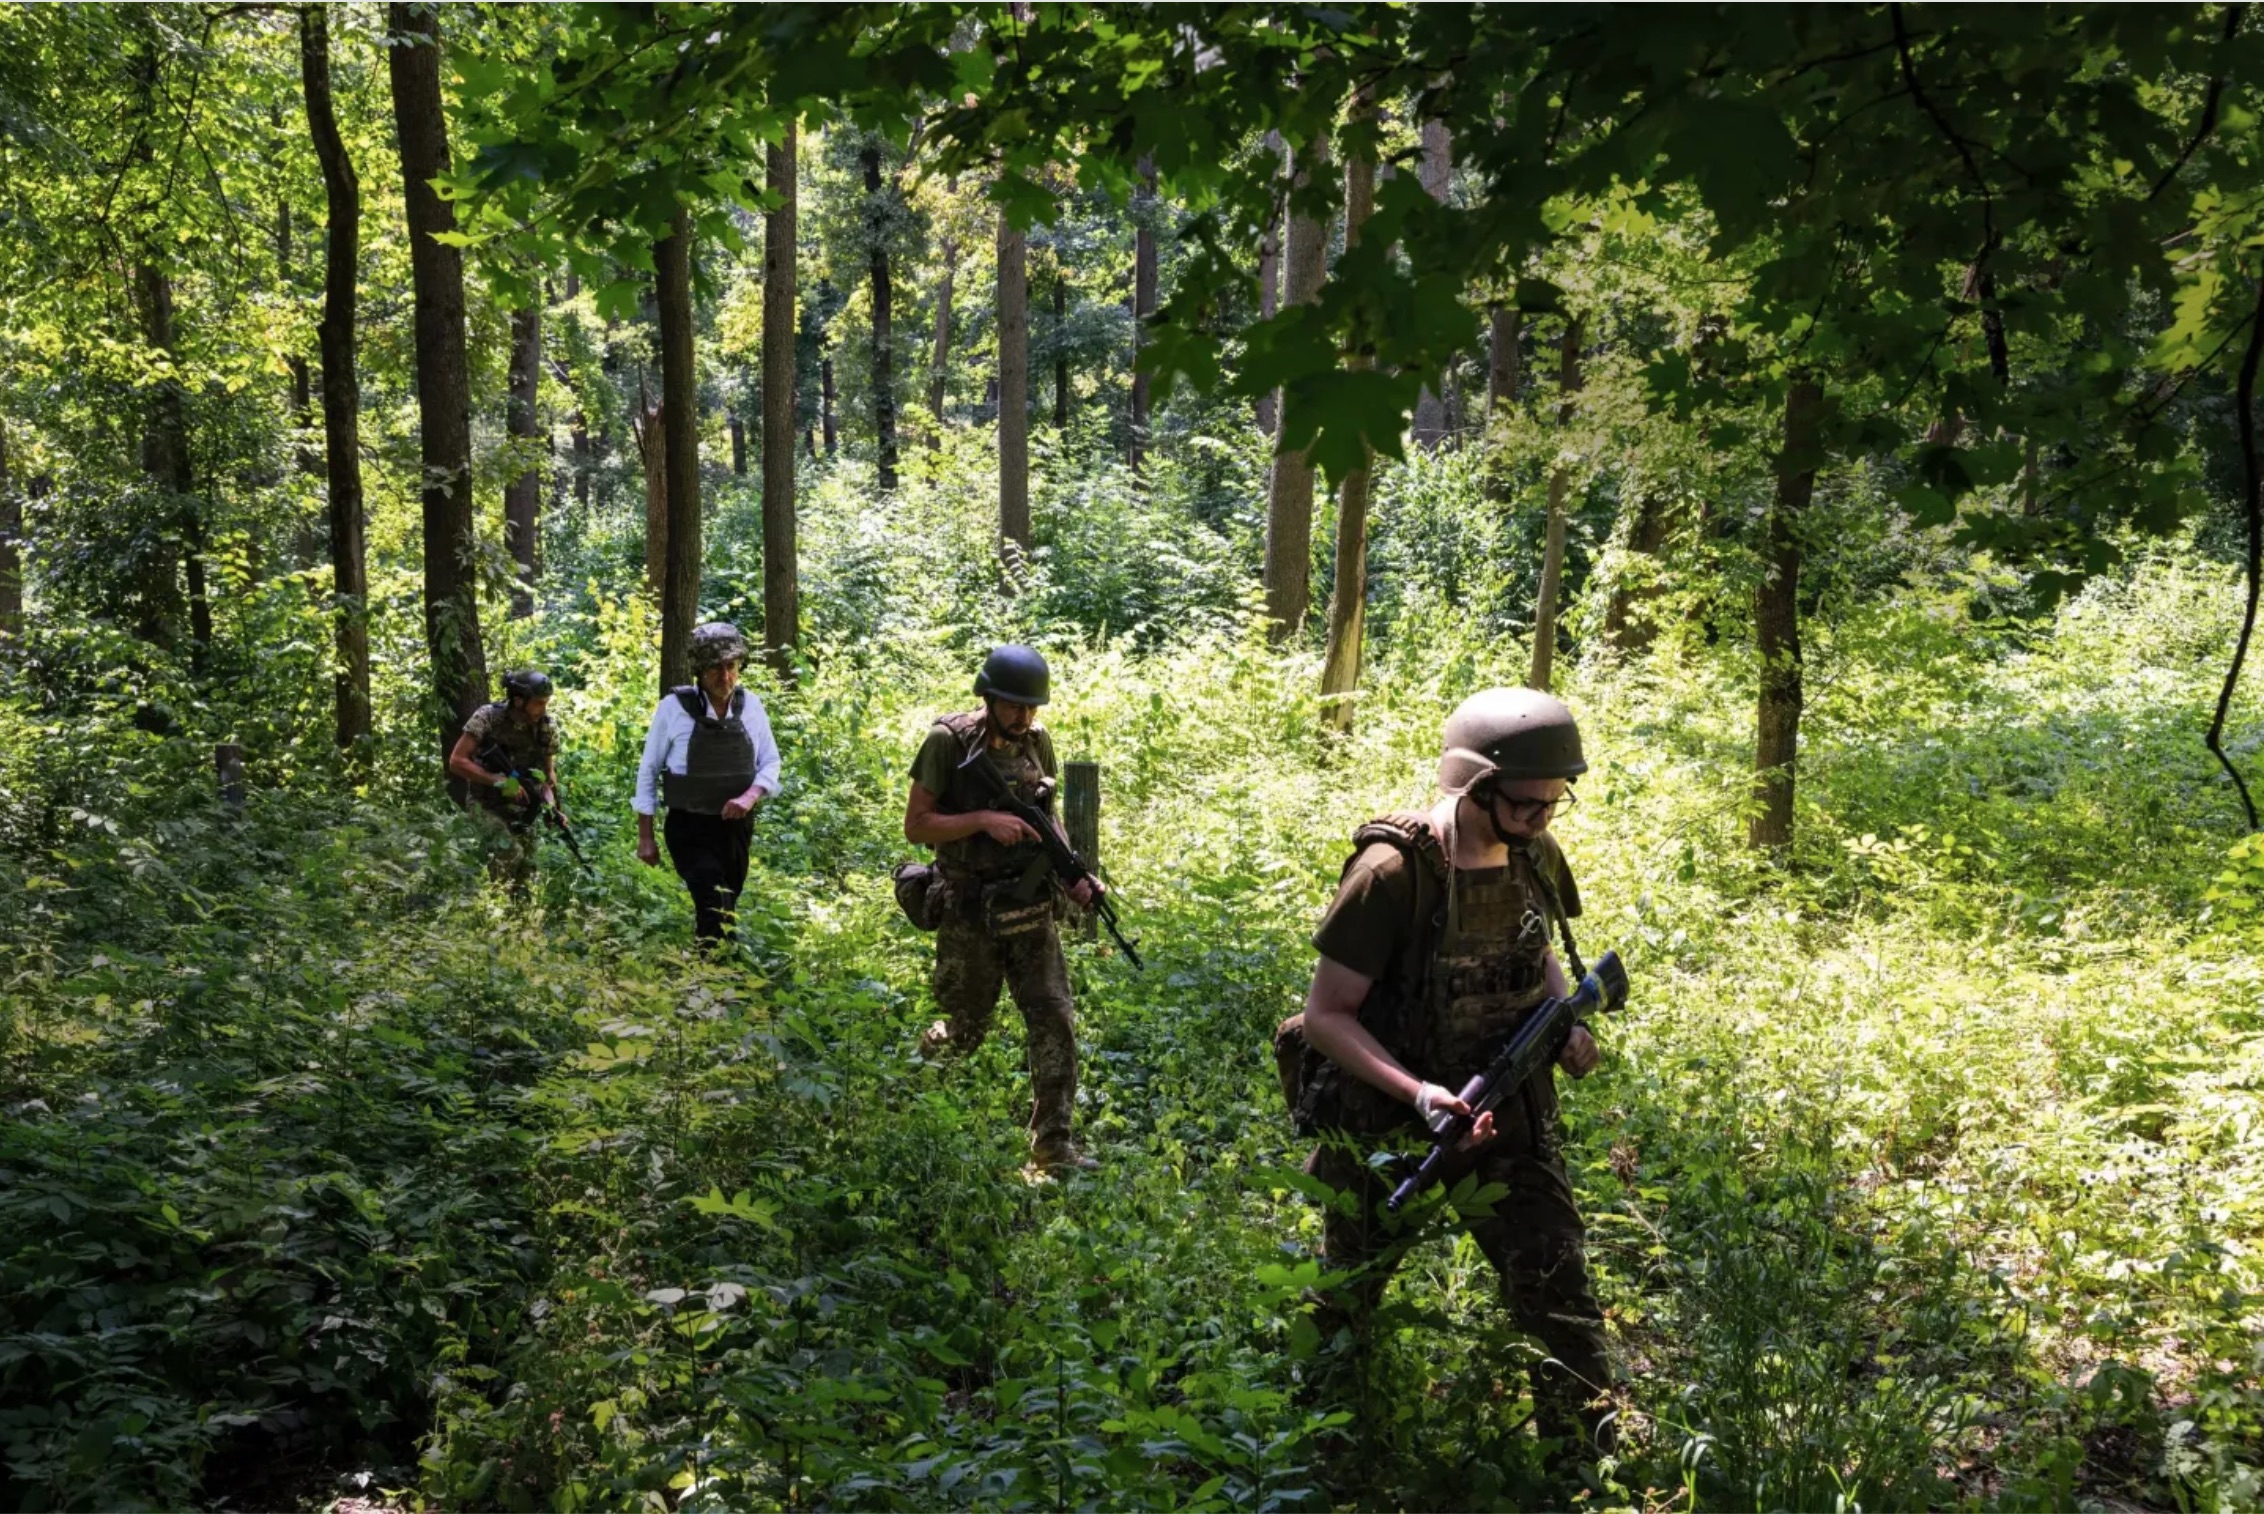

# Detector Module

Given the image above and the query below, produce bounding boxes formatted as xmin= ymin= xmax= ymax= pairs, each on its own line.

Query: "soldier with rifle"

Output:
xmin=448 ymin=669 xmax=568 ymax=891
xmin=898 ymin=645 xmax=1107 ymax=1179
xmin=1276 ymin=688 xmax=1617 ymax=1478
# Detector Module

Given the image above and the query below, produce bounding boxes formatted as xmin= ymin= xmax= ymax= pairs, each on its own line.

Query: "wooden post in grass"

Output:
xmin=216 ymin=742 xmax=245 ymax=815
xmin=1065 ymin=761 xmax=1099 ymax=939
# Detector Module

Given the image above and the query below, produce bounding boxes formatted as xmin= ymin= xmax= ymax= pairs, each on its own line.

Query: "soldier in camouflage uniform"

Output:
xmin=901 ymin=646 xmax=1100 ymax=1178
xmin=1291 ymin=687 xmax=1614 ymax=1473
xmin=448 ymin=669 xmax=564 ymax=891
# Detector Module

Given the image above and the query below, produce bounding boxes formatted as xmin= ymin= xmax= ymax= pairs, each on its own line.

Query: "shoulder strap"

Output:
xmin=1517 ymin=837 xmax=1587 ymax=983
xmin=937 ymin=709 xmax=986 ymax=758
xmin=672 ymin=685 xmax=704 ymax=720
xmin=1343 ymin=811 xmax=1451 ymax=1001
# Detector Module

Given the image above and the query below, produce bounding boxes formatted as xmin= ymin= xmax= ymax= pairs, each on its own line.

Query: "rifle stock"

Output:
xmin=1385 ymin=951 xmax=1627 ymax=1213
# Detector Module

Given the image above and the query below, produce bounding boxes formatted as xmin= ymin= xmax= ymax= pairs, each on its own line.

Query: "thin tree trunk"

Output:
xmin=1256 ymin=131 xmax=1284 ymax=438
xmin=862 ymin=144 xmax=898 ymax=490
xmin=636 ymin=386 xmax=666 ymax=596
xmin=137 ymin=262 xmax=210 ymax=667
xmin=762 ymin=124 xmax=800 ymax=674
xmin=655 ymin=207 xmax=701 ymax=692
xmin=1262 ymin=134 xmax=1328 ymax=640
xmin=389 ymin=2 xmax=489 ymax=774
xmin=505 ymin=303 xmax=541 ymax=618
xmin=281 ymin=192 xmax=322 ymax=575
xmin=1053 ymin=271 xmax=1070 ymax=431
xmin=301 ymin=5 xmax=369 ymax=752
xmin=1319 ymin=147 xmax=1376 ymax=733
xmin=730 ymin=413 xmax=746 ymax=476
xmin=1750 ymin=376 xmax=1824 ymax=854
xmin=1528 ymin=316 xmax=1584 ymax=692
xmin=572 ymin=412 xmax=591 ymax=509
xmin=821 ymin=351 xmax=837 ymax=457
xmin=1488 ymin=305 xmax=1521 ymax=412
xmin=928 ymin=234 xmax=955 ymax=426
xmin=0 ymin=421 xmax=20 ymax=638
xmin=1602 ymin=490 xmax=1674 ymax=654
xmin=1130 ymin=155 xmax=1158 ymax=471
xmin=998 ymin=211 xmax=1030 ymax=554
xmin=1411 ymin=120 xmax=1453 ymax=447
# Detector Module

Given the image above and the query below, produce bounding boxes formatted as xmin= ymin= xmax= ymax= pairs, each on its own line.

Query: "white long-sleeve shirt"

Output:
xmin=633 ymin=689 xmax=783 ymax=817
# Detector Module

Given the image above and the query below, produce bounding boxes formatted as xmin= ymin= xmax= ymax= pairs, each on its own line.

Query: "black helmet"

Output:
xmin=503 ymin=669 xmax=553 ymax=703
xmin=974 ymin=644 xmax=1050 ymax=706
xmin=689 ymin=622 xmax=750 ymax=673
xmin=1438 ymin=687 xmax=1588 ymax=793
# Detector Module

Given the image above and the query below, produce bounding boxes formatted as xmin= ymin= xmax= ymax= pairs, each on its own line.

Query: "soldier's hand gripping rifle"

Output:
xmin=957 ymin=749 xmax=1143 ymax=970
xmin=1385 ymin=950 xmax=1628 ymax=1214
xmin=476 ymin=744 xmax=590 ymax=870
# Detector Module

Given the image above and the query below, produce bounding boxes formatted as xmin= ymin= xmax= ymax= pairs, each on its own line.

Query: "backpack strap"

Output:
xmin=1344 ymin=811 xmax=1451 ymax=1011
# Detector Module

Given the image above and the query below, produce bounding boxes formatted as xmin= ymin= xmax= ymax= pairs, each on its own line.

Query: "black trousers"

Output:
xmin=663 ymin=808 xmax=754 ymax=943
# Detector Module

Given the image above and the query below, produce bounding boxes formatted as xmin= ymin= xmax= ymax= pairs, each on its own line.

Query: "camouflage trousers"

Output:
xmin=1305 ymin=1094 xmax=1612 ymax=1454
xmin=930 ymin=901 xmax=1078 ymax=1156
xmin=472 ymin=805 xmax=538 ymax=892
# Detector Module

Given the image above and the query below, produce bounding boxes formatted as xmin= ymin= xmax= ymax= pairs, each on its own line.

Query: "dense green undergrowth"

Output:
xmin=4 ymin=446 xmax=2263 ymax=1511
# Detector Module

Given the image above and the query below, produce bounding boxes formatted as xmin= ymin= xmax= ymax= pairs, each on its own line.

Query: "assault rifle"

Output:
xmin=1385 ymin=950 xmax=1628 ymax=1213
xmin=475 ymin=744 xmax=590 ymax=869
xmin=957 ymin=749 xmax=1143 ymax=970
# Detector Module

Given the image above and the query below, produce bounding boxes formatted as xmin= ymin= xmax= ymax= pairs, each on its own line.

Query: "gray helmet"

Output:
xmin=503 ymin=669 xmax=553 ymax=703
xmin=688 ymin=621 xmax=750 ymax=673
xmin=974 ymin=644 xmax=1050 ymax=706
xmin=1438 ymin=687 xmax=1588 ymax=793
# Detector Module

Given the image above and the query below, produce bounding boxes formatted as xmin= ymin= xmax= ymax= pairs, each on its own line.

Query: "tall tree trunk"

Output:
xmin=302 ymin=5 xmax=369 ymax=753
xmin=1318 ymin=147 xmax=1377 ymax=734
xmin=654 ymin=207 xmax=701 ymax=692
xmin=1053 ymin=271 xmax=1070 ymax=431
xmin=1262 ymin=135 xmax=1329 ymax=640
xmin=998 ymin=211 xmax=1030 ymax=554
xmin=0 ymin=421 xmax=20 ymax=639
xmin=1488 ymin=305 xmax=1522 ymax=412
xmin=280 ymin=192 xmax=322 ymax=574
xmin=762 ymin=125 xmax=800 ymax=674
xmin=928 ymin=234 xmax=955 ymax=427
xmin=563 ymin=268 xmax=592 ymax=511
xmin=1130 ymin=155 xmax=1158 ymax=472
xmin=1528 ymin=316 xmax=1584 ymax=692
xmin=1750 ymin=377 xmax=1823 ymax=854
xmin=862 ymin=144 xmax=898 ymax=491
xmin=1256 ymin=134 xmax=1282 ymax=437
xmin=730 ymin=413 xmax=746 ymax=476
xmin=136 ymin=262 xmax=210 ymax=667
xmin=505 ymin=303 xmax=541 ymax=618
xmin=1411 ymin=120 xmax=1454 ymax=447
xmin=389 ymin=2 xmax=489 ymax=774
xmin=635 ymin=387 xmax=666 ymax=596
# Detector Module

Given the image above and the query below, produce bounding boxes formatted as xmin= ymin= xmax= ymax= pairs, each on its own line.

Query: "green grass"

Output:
xmin=3 ymin=465 xmax=2261 ymax=1509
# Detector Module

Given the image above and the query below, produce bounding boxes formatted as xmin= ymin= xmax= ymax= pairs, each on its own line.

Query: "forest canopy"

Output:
xmin=2 ymin=3 xmax=2262 ymax=1510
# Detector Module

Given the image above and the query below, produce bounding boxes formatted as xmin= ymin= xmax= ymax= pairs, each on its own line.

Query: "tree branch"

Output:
xmin=2149 ymin=3 xmax=2247 ymax=200
xmin=2209 ymin=270 xmax=2264 ymax=831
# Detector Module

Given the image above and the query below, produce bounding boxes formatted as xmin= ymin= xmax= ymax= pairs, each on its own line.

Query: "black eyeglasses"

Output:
xmin=1486 ymin=788 xmax=1578 ymax=821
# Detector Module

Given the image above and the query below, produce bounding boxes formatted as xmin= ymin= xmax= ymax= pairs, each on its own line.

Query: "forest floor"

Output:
xmin=4 ymin=551 xmax=2263 ymax=1511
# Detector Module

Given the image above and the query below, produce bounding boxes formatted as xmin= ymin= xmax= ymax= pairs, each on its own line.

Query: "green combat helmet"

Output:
xmin=688 ymin=622 xmax=750 ymax=673
xmin=974 ymin=644 xmax=1050 ymax=706
xmin=503 ymin=669 xmax=553 ymax=702
xmin=1438 ymin=687 xmax=1588 ymax=793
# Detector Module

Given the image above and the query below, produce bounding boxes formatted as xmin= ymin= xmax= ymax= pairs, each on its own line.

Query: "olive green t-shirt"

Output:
xmin=1312 ymin=832 xmax=1581 ymax=981
xmin=909 ymin=714 xmax=1057 ymax=874
xmin=463 ymin=701 xmax=558 ymax=775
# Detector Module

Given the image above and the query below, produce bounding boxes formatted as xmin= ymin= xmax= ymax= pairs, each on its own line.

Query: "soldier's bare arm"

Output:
xmin=1302 ymin=954 xmax=1498 ymax=1147
xmin=904 ymin=782 xmax=1039 ymax=848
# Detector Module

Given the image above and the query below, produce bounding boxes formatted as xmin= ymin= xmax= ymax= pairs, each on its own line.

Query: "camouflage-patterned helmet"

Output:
xmin=974 ymin=644 xmax=1050 ymax=706
xmin=503 ymin=669 xmax=553 ymax=702
xmin=1438 ymin=687 xmax=1588 ymax=793
xmin=688 ymin=621 xmax=750 ymax=673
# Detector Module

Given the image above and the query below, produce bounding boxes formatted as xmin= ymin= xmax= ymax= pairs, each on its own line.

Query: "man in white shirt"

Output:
xmin=634 ymin=622 xmax=782 ymax=944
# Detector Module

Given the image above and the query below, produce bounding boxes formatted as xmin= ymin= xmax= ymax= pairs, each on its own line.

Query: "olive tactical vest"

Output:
xmin=930 ymin=709 xmax=1053 ymax=880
